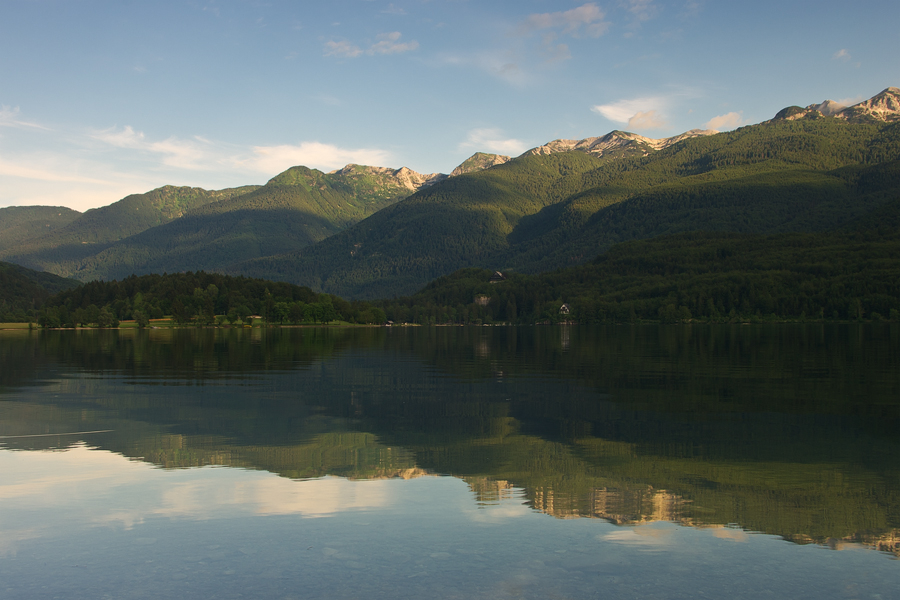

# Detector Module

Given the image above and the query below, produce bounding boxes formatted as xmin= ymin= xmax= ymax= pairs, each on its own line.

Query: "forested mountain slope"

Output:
xmin=234 ymin=151 xmax=611 ymax=299
xmin=235 ymin=91 xmax=900 ymax=299
xmin=62 ymin=164 xmax=443 ymax=282
xmin=0 ymin=206 xmax=81 ymax=253
xmin=376 ymin=195 xmax=900 ymax=325
xmin=1 ymin=185 xmax=257 ymax=276
xmin=0 ymin=160 xmax=458 ymax=282
xmin=0 ymin=260 xmax=79 ymax=320
xmin=500 ymin=118 xmax=900 ymax=273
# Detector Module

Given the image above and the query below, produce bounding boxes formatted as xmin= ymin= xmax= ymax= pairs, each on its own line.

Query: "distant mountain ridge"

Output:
xmin=776 ymin=87 xmax=900 ymax=123
xmin=328 ymin=163 xmax=449 ymax=190
xmin=231 ymin=86 xmax=900 ymax=298
xmin=525 ymin=129 xmax=717 ymax=158
xmin=0 ymin=152 xmax=511 ymax=281
xmin=0 ymin=185 xmax=257 ymax=276
xmin=1 ymin=86 xmax=898 ymax=298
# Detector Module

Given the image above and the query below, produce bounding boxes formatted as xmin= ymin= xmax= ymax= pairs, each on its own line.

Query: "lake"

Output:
xmin=1 ymin=324 xmax=898 ymax=599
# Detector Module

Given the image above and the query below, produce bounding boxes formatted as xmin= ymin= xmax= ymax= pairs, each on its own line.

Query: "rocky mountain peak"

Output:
xmin=450 ymin=152 xmax=511 ymax=177
xmin=329 ymin=164 xmax=448 ymax=191
xmin=774 ymin=87 xmax=900 ymax=123
xmin=836 ymin=87 xmax=900 ymax=122
xmin=807 ymin=99 xmax=846 ymax=116
xmin=524 ymin=129 xmax=716 ymax=159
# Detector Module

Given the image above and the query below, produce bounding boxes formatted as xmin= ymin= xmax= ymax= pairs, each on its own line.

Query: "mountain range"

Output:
xmin=2 ymin=87 xmax=899 ymax=300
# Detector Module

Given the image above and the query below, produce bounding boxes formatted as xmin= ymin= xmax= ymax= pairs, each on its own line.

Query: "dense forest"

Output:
xmin=241 ymin=115 xmax=900 ymax=299
xmin=0 ymin=261 xmax=80 ymax=323
xmin=23 ymin=195 xmax=900 ymax=328
xmin=0 ymin=185 xmax=257 ymax=276
xmin=32 ymin=271 xmax=387 ymax=328
xmin=375 ymin=199 xmax=900 ymax=325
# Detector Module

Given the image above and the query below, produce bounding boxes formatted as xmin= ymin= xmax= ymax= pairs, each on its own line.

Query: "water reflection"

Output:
xmin=1 ymin=325 xmax=899 ymax=560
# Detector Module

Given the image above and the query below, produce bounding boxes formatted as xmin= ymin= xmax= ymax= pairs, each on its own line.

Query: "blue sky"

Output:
xmin=2 ymin=0 xmax=898 ymax=211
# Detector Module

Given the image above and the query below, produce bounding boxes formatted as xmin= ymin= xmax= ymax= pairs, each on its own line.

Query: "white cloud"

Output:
xmin=592 ymin=96 xmax=666 ymax=123
xmin=1 ymin=118 xmax=397 ymax=211
xmin=627 ymin=110 xmax=667 ymax=130
xmin=436 ymin=51 xmax=530 ymax=87
xmin=92 ymin=126 xmax=222 ymax=170
xmin=92 ymin=125 xmax=145 ymax=148
xmin=382 ymin=4 xmax=406 ymax=15
xmin=520 ymin=3 xmax=609 ymax=38
xmin=0 ymin=105 xmax=51 ymax=131
xmin=704 ymin=111 xmax=744 ymax=131
xmin=95 ymin=129 xmax=396 ymax=175
xmin=325 ymin=32 xmax=418 ymax=58
xmin=540 ymin=33 xmax=572 ymax=62
xmin=833 ymin=48 xmax=850 ymax=61
xmin=369 ymin=32 xmax=419 ymax=55
xmin=459 ymin=128 xmax=528 ymax=156
xmin=0 ymin=147 xmax=164 ymax=211
xmin=241 ymin=141 xmax=393 ymax=174
xmin=681 ymin=1 xmax=702 ymax=17
xmin=622 ymin=0 xmax=658 ymax=22
xmin=836 ymin=95 xmax=863 ymax=107
xmin=0 ymin=156 xmax=112 ymax=185
xmin=324 ymin=39 xmax=363 ymax=58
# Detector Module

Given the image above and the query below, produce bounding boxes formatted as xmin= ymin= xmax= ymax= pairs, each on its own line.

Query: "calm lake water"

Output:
xmin=1 ymin=324 xmax=898 ymax=599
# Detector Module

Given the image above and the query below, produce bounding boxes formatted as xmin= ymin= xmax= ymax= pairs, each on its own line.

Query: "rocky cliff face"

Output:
xmin=836 ymin=87 xmax=900 ymax=122
xmin=329 ymin=152 xmax=516 ymax=193
xmin=807 ymin=99 xmax=846 ymax=116
xmin=524 ymin=129 xmax=716 ymax=159
xmin=774 ymin=87 xmax=900 ymax=123
xmin=451 ymin=152 xmax=511 ymax=176
xmin=329 ymin=164 xmax=448 ymax=192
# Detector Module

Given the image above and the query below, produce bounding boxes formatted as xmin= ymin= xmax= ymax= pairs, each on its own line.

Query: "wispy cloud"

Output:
xmin=241 ymin=142 xmax=393 ymax=174
xmin=621 ymin=0 xmax=658 ymax=22
xmin=832 ymin=48 xmax=850 ymax=61
xmin=369 ymin=32 xmax=419 ymax=55
xmin=681 ymin=1 xmax=702 ymax=18
xmin=324 ymin=32 xmax=418 ymax=58
xmin=92 ymin=126 xmax=221 ymax=170
xmin=0 ymin=106 xmax=51 ymax=131
xmin=519 ymin=3 xmax=609 ymax=38
xmin=3 ymin=120 xmax=398 ymax=210
xmin=382 ymin=4 xmax=406 ymax=15
xmin=459 ymin=128 xmax=528 ymax=156
xmin=627 ymin=110 xmax=667 ymax=130
xmin=324 ymin=39 xmax=363 ymax=58
xmin=437 ymin=51 xmax=529 ymax=87
xmin=704 ymin=111 xmax=744 ymax=131
xmin=539 ymin=33 xmax=572 ymax=62
xmin=592 ymin=96 xmax=669 ymax=130
xmin=592 ymin=96 xmax=662 ymax=122
xmin=836 ymin=95 xmax=863 ymax=107
xmin=0 ymin=156 xmax=112 ymax=185
xmin=93 ymin=126 xmax=394 ymax=174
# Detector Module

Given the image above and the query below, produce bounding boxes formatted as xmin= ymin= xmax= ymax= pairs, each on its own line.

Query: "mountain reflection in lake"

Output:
xmin=1 ymin=325 xmax=898 ymax=599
